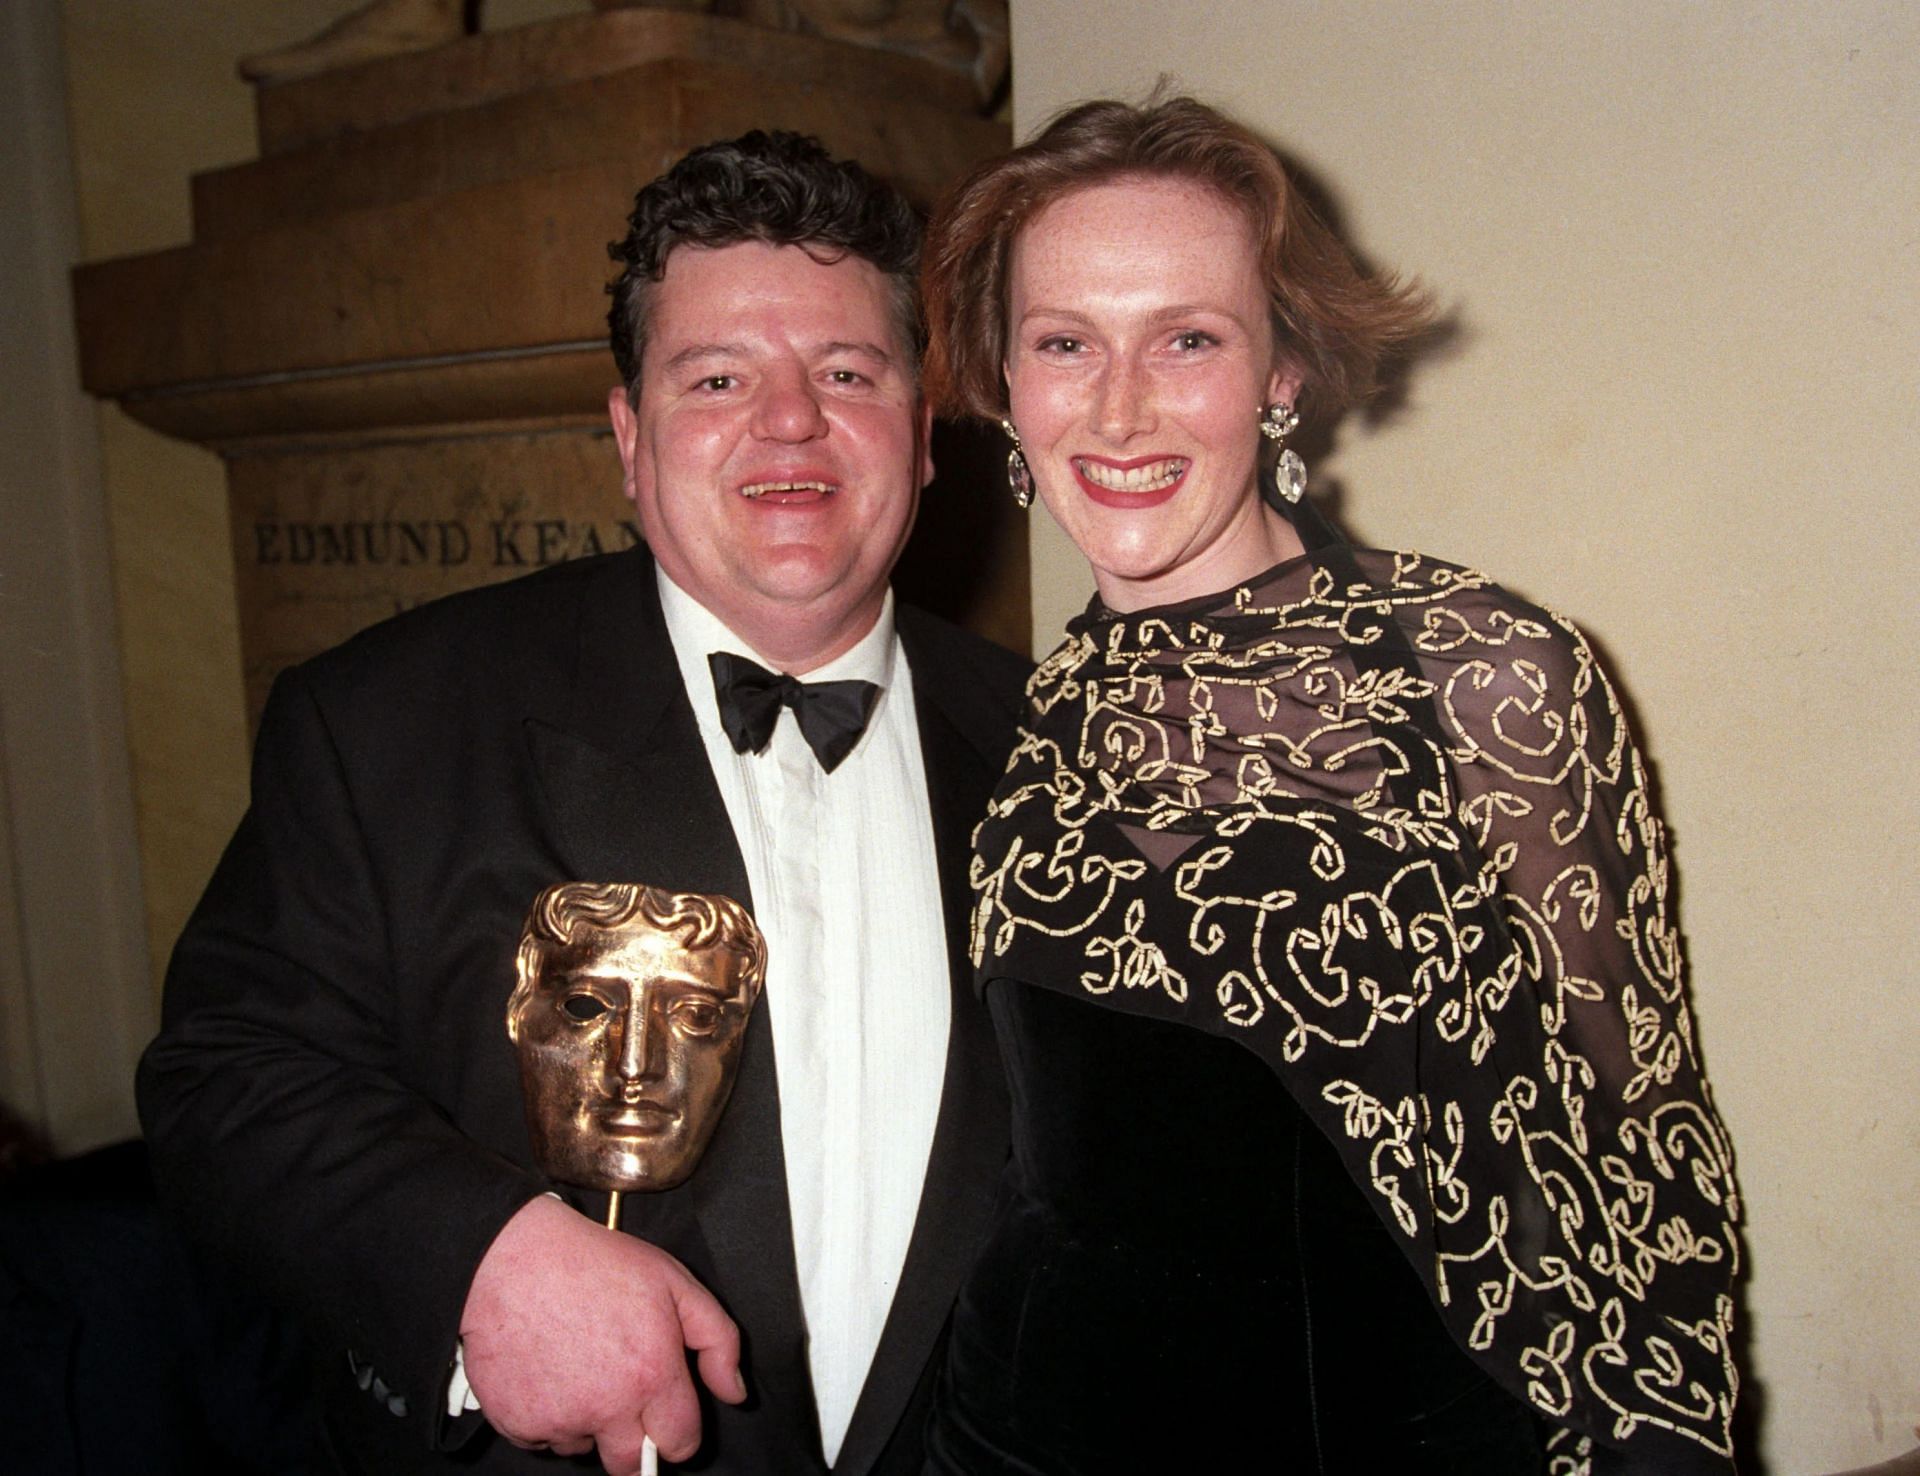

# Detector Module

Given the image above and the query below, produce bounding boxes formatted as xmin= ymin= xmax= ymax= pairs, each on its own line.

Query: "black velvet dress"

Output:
xmin=925 ymin=543 xmax=1740 ymax=1475
xmin=927 ymin=982 xmax=1544 ymax=1474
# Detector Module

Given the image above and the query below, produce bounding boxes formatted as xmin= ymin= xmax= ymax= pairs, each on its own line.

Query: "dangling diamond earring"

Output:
xmin=1001 ymin=418 xmax=1035 ymax=510
xmin=1259 ymin=401 xmax=1306 ymax=504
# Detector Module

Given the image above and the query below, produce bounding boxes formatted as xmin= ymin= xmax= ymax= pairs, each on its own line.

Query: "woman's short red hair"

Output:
xmin=922 ymin=92 xmax=1434 ymax=422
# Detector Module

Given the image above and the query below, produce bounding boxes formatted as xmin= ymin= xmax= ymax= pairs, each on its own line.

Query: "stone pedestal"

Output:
xmin=72 ymin=10 xmax=1023 ymax=725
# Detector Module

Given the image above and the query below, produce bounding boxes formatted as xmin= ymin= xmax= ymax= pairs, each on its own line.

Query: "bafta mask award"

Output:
xmin=506 ymin=884 xmax=766 ymax=1473
xmin=507 ymin=882 xmax=767 ymax=1227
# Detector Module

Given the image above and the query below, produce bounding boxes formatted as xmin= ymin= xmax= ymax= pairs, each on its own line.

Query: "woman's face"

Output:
xmin=1005 ymin=174 xmax=1301 ymax=611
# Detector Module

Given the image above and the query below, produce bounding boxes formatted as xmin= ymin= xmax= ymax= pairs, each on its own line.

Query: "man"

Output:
xmin=137 ymin=131 xmax=1027 ymax=1475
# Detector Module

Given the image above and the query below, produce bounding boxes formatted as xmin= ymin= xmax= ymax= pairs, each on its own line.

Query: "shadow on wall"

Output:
xmin=1276 ymin=142 xmax=1465 ymax=497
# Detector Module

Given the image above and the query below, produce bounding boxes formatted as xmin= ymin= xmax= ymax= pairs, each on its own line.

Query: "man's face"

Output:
xmin=608 ymin=240 xmax=932 ymax=669
xmin=510 ymin=923 xmax=758 ymax=1192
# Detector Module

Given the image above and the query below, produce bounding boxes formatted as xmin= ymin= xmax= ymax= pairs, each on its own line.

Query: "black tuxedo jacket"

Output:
xmin=136 ymin=548 xmax=1028 ymax=1474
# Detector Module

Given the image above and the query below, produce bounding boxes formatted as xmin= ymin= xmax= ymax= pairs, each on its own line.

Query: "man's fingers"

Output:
xmin=636 ymin=1370 xmax=705 ymax=1464
xmin=496 ymin=1427 xmax=592 ymax=1457
xmin=694 ymin=1339 xmax=748 ymax=1406
xmin=461 ymin=1202 xmax=736 ymax=1461
xmin=674 ymin=1278 xmax=747 ymax=1404
xmin=593 ymin=1417 xmax=651 ymax=1476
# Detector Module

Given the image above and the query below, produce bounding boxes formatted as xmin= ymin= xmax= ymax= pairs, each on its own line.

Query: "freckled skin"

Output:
xmin=1006 ymin=175 xmax=1306 ymax=611
xmin=608 ymin=241 xmax=933 ymax=673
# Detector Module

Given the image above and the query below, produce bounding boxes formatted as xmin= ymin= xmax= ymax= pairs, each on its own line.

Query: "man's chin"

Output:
xmin=731 ymin=565 xmax=893 ymax=650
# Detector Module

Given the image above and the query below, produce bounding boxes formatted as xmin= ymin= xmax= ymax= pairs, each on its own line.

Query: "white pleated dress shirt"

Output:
xmin=656 ymin=569 xmax=950 ymax=1465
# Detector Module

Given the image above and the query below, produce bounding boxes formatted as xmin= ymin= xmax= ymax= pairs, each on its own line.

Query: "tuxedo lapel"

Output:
xmin=526 ymin=550 xmax=748 ymax=901
xmin=832 ymin=620 xmax=1014 ymax=1476
xmin=523 ymin=551 xmax=820 ymax=1463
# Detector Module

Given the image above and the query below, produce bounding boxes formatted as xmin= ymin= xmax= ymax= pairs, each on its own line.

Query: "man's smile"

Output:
xmin=739 ymin=479 xmax=838 ymax=502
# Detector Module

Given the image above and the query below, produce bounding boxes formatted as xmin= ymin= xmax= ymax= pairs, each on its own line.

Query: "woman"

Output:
xmin=918 ymin=95 xmax=1740 ymax=1474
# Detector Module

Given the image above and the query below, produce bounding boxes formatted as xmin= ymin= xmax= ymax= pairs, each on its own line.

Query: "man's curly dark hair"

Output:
xmin=607 ymin=131 xmax=923 ymax=394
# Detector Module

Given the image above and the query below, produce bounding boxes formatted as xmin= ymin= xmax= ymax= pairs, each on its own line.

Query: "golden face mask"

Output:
xmin=507 ymin=883 xmax=766 ymax=1194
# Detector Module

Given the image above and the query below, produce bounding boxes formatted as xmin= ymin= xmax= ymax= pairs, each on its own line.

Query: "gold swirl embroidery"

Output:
xmin=972 ymin=550 xmax=1739 ymax=1462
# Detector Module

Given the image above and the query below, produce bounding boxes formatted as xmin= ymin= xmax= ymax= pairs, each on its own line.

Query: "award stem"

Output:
xmin=600 ymin=1190 xmax=654 ymax=1472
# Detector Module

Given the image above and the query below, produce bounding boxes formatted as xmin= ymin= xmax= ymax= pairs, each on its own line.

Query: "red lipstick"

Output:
xmin=1071 ymin=455 xmax=1190 ymax=510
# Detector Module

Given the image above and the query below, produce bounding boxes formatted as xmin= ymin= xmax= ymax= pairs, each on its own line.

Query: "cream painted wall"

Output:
xmin=1012 ymin=3 xmax=1918 ymax=1471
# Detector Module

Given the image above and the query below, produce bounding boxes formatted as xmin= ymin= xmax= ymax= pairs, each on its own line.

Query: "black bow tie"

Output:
xmin=708 ymin=651 xmax=882 ymax=774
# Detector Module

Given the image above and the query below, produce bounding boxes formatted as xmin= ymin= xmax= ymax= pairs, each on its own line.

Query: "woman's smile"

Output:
xmin=1071 ymin=455 xmax=1191 ymax=506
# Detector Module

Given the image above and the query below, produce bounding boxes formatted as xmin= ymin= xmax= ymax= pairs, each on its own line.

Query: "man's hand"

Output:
xmin=459 ymin=1196 xmax=746 ymax=1474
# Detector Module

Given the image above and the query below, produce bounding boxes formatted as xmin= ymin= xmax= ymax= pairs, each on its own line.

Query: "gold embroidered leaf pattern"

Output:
xmin=970 ymin=548 xmax=1739 ymax=1463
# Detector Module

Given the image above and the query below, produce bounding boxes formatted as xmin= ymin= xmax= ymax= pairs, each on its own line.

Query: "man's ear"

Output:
xmin=916 ymin=396 xmax=936 ymax=490
xmin=607 ymin=386 xmax=642 ymax=506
